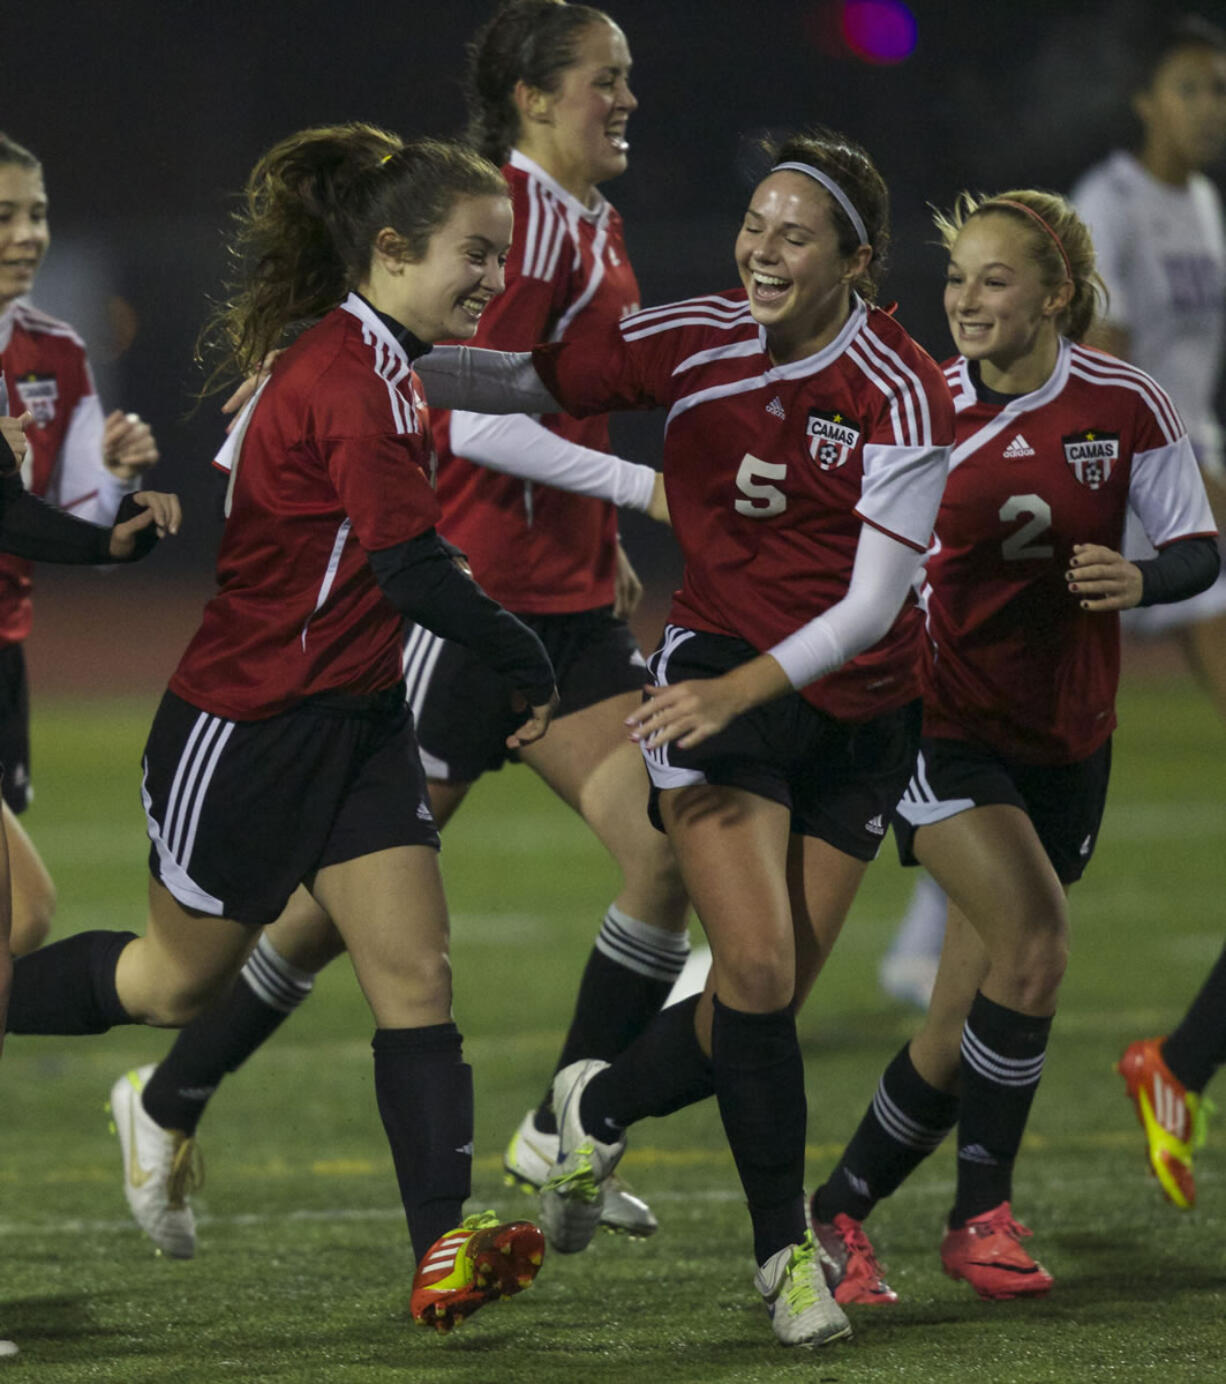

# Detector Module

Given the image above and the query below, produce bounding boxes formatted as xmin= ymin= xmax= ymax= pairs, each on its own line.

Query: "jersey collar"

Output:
xmin=508 ymin=148 xmax=608 ymax=222
xmin=340 ymin=292 xmax=431 ymax=364
xmin=955 ymin=335 xmax=1072 ymax=414
xmin=0 ymin=296 xmax=27 ymax=355
xmin=758 ymin=296 xmax=868 ymax=380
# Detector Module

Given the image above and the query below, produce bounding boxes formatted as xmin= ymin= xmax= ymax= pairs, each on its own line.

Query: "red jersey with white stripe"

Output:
xmin=535 ymin=291 xmax=954 ymax=720
xmin=171 ymin=295 xmax=441 ymax=720
xmin=0 ymin=299 xmax=128 ymax=645
xmin=923 ymin=339 xmax=1217 ymax=762
xmin=430 ymin=151 xmax=640 ymax=613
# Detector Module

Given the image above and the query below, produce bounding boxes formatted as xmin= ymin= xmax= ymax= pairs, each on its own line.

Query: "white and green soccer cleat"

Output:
xmin=504 ymin=1107 xmax=658 ymax=1238
xmin=754 ymin=1231 xmax=853 ymax=1348
xmin=538 ymin=1060 xmax=627 ymax=1254
xmin=108 ymin=1065 xmax=202 ymax=1259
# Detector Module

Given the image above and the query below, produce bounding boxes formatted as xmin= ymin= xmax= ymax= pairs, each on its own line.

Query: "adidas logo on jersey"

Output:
xmin=865 ymin=814 xmax=886 ymax=836
xmin=765 ymin=396 xmax=786 ymax=419
xmin=1003 ymin=433 xmax=1035 ymax=458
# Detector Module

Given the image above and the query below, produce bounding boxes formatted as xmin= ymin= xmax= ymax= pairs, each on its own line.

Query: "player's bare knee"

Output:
xmin=715 ymin=947 xmax=793 ymax=1013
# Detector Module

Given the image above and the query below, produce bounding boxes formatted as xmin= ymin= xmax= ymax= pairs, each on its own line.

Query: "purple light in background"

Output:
xmin=841 ymin=0 xmax=918 ymax=65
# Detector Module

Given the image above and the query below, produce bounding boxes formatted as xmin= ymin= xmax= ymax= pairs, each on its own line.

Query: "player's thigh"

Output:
xmin=660 ymin=783 xmax=794 ymax=1012
xmin=789 ymin=832 xmax=870 ymax=1010
xmin=261 ymin=885 xmax=346 ymax=973
xmin=311 ymin=845 xmax=452 ymax=1027
xmin=913 ymin=804 xmax=1067 ymax=954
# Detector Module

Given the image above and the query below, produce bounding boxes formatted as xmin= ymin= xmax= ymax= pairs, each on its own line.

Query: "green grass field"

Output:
xmin=1 ymin=678 xmax=1224 ymax=1382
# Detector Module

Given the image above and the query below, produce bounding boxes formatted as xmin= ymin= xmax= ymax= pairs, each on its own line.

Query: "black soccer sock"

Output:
xmin=1162 ymin=942 xmax=1226 ymax=1093
xmin=813 ymin=1042 xmax=959 ymax=1225
xmin=141 ymin=933 xmax=316 ymax=1135
xmin=5 ymin=930 xmax=137 ymax=1034
xmin=578 ymin=993 xmax=714 ymax=1141
xmin=950 ymin=991 xmax=1051 ymax=1228
xmin=373 ymin=1023 xmax=473 ymax=1264
xmin=533 ymin=905 xmax=690 ymax=1135
xmin=711 ymin=996 xmax=808 ymax=1266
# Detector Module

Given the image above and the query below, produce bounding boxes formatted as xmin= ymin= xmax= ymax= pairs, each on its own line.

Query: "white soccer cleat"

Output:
xmin=108 ymin=1065 xmax=202 ymax=1259
xmin=504 ymin=1107 xmax=658 ymax=1238
xmin=878 ymin=952 xmax=939 ymax=1010
xmin=755 ymin=1232 xmax=853 ymax=1348
xmin=0 ymin=1338 xmax=16 ymax=1359
xmin=539 ymin=1060 xmax=626 ymax=1254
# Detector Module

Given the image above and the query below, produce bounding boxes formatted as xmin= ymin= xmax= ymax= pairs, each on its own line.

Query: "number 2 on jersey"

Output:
xmin=735 ymin=453 xmax=788 ymax=518
xmin=999 ymin=493 xmax=1053 ymax=561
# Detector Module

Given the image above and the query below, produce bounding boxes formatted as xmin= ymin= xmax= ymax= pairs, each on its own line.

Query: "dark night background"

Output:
xmin=8 ymin=0 xmax=1226 ymax=602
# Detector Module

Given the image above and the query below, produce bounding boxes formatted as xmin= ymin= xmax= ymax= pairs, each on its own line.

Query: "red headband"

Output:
xmin=990 ymin=199 xmax=1073 ymax=284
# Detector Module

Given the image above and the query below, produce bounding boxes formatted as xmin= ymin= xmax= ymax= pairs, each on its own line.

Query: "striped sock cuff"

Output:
xmin=960 ymin=1022 xmax=1047 ymax=1089
xmin=241 ymin=933 xmax=316 ymax=1015
xmin=593 ymin=904 xmax=690 ymax=982
xmin=871 ymin=1077 xmax=952 ymax=1152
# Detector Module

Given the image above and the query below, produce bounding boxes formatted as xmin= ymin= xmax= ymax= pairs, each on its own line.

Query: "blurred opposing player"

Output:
xmin=111 ymin=0 xmax=686 ymax=1260
xmin=0 ymin=131 xmax=159 ymax=955
xmin=809 ymin=190 xmax=1218 ymax=1306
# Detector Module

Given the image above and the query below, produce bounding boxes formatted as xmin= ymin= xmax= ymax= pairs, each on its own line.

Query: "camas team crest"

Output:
xmin=15 ymin=372 xmax=58 ymax=426
xmin=805 ymin=408 xmax=861 ymax=471
xmin=1062 ymin=430 xmax=1118 ymax=489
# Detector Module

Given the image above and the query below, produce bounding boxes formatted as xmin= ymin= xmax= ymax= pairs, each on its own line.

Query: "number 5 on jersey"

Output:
xmin=735 ymin=453 xmax=788 ymax=518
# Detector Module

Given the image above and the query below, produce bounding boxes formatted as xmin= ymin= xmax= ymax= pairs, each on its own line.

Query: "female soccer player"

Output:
xmin=0 ymin=131 xmax=160 ymax=955
xmin=6 ymin=123 xmax=561 ymax=1334
xmin=420 ymin=126 xmax=954 ymax=1348
xmin=113 ymin=0 xmax=680 ymax=1259
xmin=807 ymin=190 xmax=1219 ymax=1306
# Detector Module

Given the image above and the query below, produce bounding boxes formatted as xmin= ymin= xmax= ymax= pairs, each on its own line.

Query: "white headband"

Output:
xmin=771 ymin=161 xmax=868 ymax=246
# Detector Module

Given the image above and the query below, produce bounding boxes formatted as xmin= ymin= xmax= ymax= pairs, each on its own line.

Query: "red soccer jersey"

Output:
xmin=0 ymin=300 xmax=131 ymax=645
xmin=534 ymin=291 xmax=954 ymax=720
xmin=430 ymin=151 xmax=641 ymax=614
xmin=171 ymin=295 xmax=442 ymax=720
xmin=922 ymin=340 xmax=1217 ymax=762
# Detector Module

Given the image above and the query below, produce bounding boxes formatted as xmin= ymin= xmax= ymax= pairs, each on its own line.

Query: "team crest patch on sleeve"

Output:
xmin=15 ymin=372 xmax=58 ymax=426
xmin=1062 ymin=430 xmax=1119 ymax=489
xmin=805 ymin=408 xmax=861 ymax=471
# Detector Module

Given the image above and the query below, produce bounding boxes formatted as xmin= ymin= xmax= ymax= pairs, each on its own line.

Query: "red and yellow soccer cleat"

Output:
xmin=410 ymin=1211 xmax=545 ymax=1334
xmin=939 ymin=1202 xmax=1053 ymax=1300
xmin=1116 ymin=1037 xmax=1211 ymax=1211
xmin=811 ymin=1212 xmax=899 ymax=1305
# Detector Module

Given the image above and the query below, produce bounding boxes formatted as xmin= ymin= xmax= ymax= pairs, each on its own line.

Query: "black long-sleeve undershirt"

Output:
xmin=367 ymin=528 xmax=555 ymax=706
xmin=1135 ymin=534 xmax=1221 ymax=607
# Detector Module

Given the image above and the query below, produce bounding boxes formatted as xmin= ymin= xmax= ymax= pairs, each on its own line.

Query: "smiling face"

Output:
xmin=0 ymin=163 xmax=49 ymax=310
xmin=1137 ymin=43 xmax=1226 ymax=174
xmin=368 ymin=192 xmax=514 ymax=344
xmin=735 ymin=170 xmax=866 ymax=363
xmin=517 ymin=18 xmax=637 ymax=203
xmin=944 ymin=212 xmax=1070 ymax=390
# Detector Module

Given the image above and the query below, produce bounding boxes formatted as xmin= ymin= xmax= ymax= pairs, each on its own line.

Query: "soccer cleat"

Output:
xmin=0 ymin=1338 xmax=16 ymax=1359
xmin=108 ymin=1065 xmax=202 ymax=1260
xmin=538 ymin=1060 xmax=625 ymax=1254
xmin=409 ymin=1211 xmax=544 ymax=1334
xmin=754 ymin=1231 xmax=853 ymax=1347
xmin=811 ymin=1212 xmax=899 ymax=1305
xmin=503 ymin=1108 xmax=658 ymax=1238
xmin=1116 ymin=1037 xmax=1211 ymax=1210
xmin=879 ymin=952 xmax=939 ymax=1010
xmin=940 ymin=1202 xmax=1053 ymax=1300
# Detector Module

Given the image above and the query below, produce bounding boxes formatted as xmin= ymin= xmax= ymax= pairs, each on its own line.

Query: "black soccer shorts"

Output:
xmin=0 ymin=642 xmax=31 ymax=813
xmin=893 ymin=734 xmax=1112 ymax=884
xmin=142 ymin=685 xmax=440 ymax=926
xmin=403 ymin=604 xmax=649 ymax=783
xmin=640 ymin=625 xmax=921 ymax=861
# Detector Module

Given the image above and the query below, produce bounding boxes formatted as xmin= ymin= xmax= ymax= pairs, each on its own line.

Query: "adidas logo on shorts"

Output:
xmin=865 ymin=814 xmax=886 ymax=836
xmin=1003 ymin=433 xmax=1035 ymax=458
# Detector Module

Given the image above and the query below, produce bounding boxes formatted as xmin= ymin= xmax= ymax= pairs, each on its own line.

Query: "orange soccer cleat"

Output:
xmin=410 ymin=1211 xmax=545 ymax=1334
xmin=940 ymin=1202 xmax=1053 ymax=1300
xmin=811 ymin=1212 xmax=899 ymax=1305
xmin=1116 ymin=1037 xmax=1211 ymax=1211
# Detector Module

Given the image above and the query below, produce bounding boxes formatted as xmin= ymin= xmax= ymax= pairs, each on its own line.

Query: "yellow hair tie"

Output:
xmin=380 ymin=151 xmax=396 ymax=166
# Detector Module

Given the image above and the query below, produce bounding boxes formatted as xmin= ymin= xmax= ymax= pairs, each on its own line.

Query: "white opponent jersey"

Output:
xmin=1072 ymin=151 xmax=1226 ymax=475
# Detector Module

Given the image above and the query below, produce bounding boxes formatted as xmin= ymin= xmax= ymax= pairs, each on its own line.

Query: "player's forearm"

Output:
xmin=416 ymin=345 xmax=560 ymax=415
